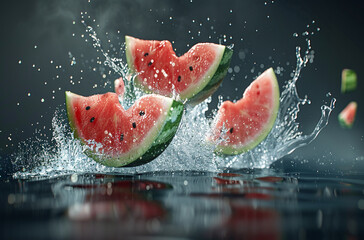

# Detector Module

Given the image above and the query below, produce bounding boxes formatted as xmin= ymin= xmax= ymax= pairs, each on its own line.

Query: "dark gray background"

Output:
xmin=1 ymin=0 xmax=363 ymax=172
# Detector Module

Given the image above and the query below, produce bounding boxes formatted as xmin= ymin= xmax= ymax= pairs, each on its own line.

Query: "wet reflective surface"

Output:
xmin=2 ymin=166 xmax=364 ymax=239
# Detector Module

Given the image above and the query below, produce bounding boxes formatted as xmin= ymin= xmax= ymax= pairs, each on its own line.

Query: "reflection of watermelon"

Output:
xmin=209 ymin=68 xmax=280 ymax=155
xmin=125 ymin=36 xmax=233 ymax=104
xmin=65 ymin=91 xmax=184 ymax=167
xmin=338 ymin=101 xmax=357 ymax=129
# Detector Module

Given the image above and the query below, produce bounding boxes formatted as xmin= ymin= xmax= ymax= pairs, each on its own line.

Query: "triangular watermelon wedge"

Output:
xmin=338 ymin=101 xmax=357 ymax=129
xmin=65 ymin=91 xmax=184 ymax=167
xmin=125 ymin=36 xmax=233 ymax=104
xmin=209 ymin=68 xmax=280 ymax=155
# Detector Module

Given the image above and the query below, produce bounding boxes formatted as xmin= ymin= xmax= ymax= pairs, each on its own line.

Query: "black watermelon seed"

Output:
xmin=229 ymin=127 xmax=234 ymax=133
xmin=148 ymin=61 xmax=153 ymax=66
xmin=139 ymin=111 xmax=145 ymax=116
xmin=90 ymin=117 xmax=95 ymax=123
xmin=86 ymin=106 xmax=91 ymax=110
xmin=189 ymin=66 xmax=193 ymax=71
xmin=132 ymin=122 xmax=137 ymax=128
xmin=177 ymin=75 xmax=181 ymax=82
xmin=120 ymin=134 xmax=124 ymax=141
xmin=144 ymin=52 xmax=149 ymax=57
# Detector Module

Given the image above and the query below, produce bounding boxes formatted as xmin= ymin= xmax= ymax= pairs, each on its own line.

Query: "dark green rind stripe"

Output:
xmin=124 ymin=100 xmax=184 ymax=167
xmin=188 ymin=47 xmax=233 ymax=105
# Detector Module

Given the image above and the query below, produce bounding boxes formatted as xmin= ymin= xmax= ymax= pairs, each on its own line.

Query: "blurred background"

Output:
xmin=0 ymin=0 xmax=363 ymax=174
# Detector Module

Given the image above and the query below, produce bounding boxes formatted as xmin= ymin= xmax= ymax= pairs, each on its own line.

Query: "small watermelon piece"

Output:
xmin=341 ymin=69 xmax=357 ymax=93
xmin=114 ymin=77 xmax=125 ymax=98
xmin=338 ymin=101 xmax=357 ymax=129
xmin=209 ymin=68 xmax=280 ymax=155
xmin=125 ymin=35 xmax=233 ymax=104
xmin=65 ymin=91 xmax=184 ymax=167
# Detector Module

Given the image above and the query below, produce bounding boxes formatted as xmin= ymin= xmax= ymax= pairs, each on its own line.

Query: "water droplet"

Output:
xmin=18 ymin=60 xmax=22 ymax=64
xmin=71 ymin=174 xmax=78 ymax=182
xmin=41 ymin=98 xmax=45 ymax=103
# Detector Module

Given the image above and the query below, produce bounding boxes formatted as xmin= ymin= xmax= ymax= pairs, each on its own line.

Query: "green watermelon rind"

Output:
xmin=123 ymin=100 xmax=184 ymax=167
xmin=65 ymin=91 xmax=184 ymax=167
xmin=341 ymin=69 xmax=357 ymax=94
xmin=187 ymin=47 xmax=233 ymax=104
xmin=214 ymin=68 xmax=280 ymax=155
xmin=125 ymin=36 xmax=136 ymax=73
xmin=65 ymin=91 xmax=80 ymax=139
xmin=125 ymin=36 xmax=233 ymax=105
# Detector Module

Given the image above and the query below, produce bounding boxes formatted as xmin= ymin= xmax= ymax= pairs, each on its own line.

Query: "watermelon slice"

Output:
xmin=65 ymin=91 xmax=184 ymax=167
xmin=338 ymin=101 xmax=357 ymax=129
xmin=209 ymin=68 xmax=280 ymax=155
xmin=125 ymin=36 xmax=233 ymax=104
xmin=341 ymin=69 xmax=357 ymax=93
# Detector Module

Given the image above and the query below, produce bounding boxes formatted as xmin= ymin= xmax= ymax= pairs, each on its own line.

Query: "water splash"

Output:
xmin=12 ymin=27 xmax=335 ymax=179
xmin=85 ymin=24 xmax=128 ymax=78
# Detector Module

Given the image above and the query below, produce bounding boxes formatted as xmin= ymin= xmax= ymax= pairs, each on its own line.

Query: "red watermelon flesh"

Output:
xmin=66 ymin=91 xmax=184 ymax=167
xmin=338 ymin=101 xmax=357 ymax=128
xmin=125 ymin=36 xmax=232 ymax=104
xmin=210 ymin=68 xmax=280 ymax=155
